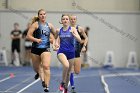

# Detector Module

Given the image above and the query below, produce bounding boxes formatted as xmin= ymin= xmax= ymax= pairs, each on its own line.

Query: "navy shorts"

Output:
xmin=75 ymin=50 xmax=81 ymax=58
xmin=75 ymin=46 xmax=82 ymax=58
xmin=31 ymin=47 xmax=50 ymax=56
xmin=57 ymin=50 xmax=75 ymax=60
xmin=74 ymin=42 xmax=83 ymax=58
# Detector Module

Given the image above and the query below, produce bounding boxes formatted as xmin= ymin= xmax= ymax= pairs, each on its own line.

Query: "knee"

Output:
xmin=43 ymin=65 xmax=50 ymax=70
xmin=64 ymin=64 xmax=69 ymax=70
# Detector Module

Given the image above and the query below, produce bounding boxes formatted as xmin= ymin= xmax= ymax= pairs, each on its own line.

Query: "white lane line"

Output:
xmin=101 ymin=75 xmax=110 ymax=93
xmin=100 ymin=72 xmax=140 ymax=93
xmin=0 ymin=76 xmax=11 ymax=83
xmin=103 ymin=72 xmax=140 ymax=77
xmin=4 ymin=76 xmax=33 ymax=92
xmin=16 ymin=78 xmax=40 ymax=93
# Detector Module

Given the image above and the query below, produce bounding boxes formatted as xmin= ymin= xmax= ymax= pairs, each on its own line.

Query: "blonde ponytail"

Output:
xmin=31 ymin=16 xmax=39 ymax=24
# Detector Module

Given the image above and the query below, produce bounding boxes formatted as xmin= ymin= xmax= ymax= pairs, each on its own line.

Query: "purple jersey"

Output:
xmin=58 ymin=26 xmax=75 ymax=52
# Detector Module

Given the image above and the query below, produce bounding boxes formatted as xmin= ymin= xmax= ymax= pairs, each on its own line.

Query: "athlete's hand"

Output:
xmin=53 ymin=42 xmax=59 ymax=51
xmin=81 ymin=46 xmax=86 ymax=53
xmin=70 ymin=30 xmax=76 ymax=37
xmin=36 ymin=39 xmax=42 ymax=43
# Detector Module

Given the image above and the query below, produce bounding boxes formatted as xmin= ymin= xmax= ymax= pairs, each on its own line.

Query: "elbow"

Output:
xmin=50 ymin=39 xmax=54 ymax=44
xmin=26 ymin=35 xmax=30 ymax=40
xmin=86 ymin=37 xmax=88 ymax=42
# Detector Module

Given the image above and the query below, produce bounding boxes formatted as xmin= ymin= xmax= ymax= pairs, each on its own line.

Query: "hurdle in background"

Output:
xmin=0 ymin=49 xmax=8 ymax=66
xmin=103 ymin=51 xmax=114 ymax=68
xmin=127 ymin=51 xmax=139 ymax=69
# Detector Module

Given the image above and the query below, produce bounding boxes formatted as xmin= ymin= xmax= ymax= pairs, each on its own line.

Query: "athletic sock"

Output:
xmin=42 ymin=81 xmax=45 ymax=87
xmin=70 ymin=73 xmax=75 ymax=88
xmin=34 ymin=73 xmax=39 ymax=80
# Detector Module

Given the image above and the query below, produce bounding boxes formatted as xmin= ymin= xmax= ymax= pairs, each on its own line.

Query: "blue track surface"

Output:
xmin=0 ymin=66 xmax=140 ymax=93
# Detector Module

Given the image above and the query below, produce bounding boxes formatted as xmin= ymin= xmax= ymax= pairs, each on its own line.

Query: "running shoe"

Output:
xmin=59 ymin=82 xmax=65 ymax=91
xmin=64 ymin=88 xmax=68 ymax=93
xmin=44 ymin=87 xmax=49 ymax=92
xmin=71 ymin=87 xmax=76 ymax=93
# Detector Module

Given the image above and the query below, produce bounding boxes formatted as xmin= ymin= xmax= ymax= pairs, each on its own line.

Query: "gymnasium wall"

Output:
xmin=0 ymin=10 xmax=139 ymax=67
xmin=0 ymin=0 xmax=140 ymax=12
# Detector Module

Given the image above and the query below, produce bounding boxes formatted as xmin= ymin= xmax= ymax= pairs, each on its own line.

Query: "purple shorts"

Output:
xmin=57 ymin=50 xmax=75 ymax=60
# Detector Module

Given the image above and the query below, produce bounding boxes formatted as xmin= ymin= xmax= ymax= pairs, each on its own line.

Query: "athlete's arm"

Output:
xmin=48 ymin=23 xmax=57 ymax=45
xmin=79 ymin=26 xmax=88 ymax=47
xmin=26 ymin=22 xmax=42 ymax=43
xmin=52 ymin=29 xmax=60 ymax=51
xmin=48 ymin=23 xmax=56 ymax=39
xmin=71 ymin=27 xmax=81 ymax=42
xmin=50 ymin=33 xmax=55 ymax=44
